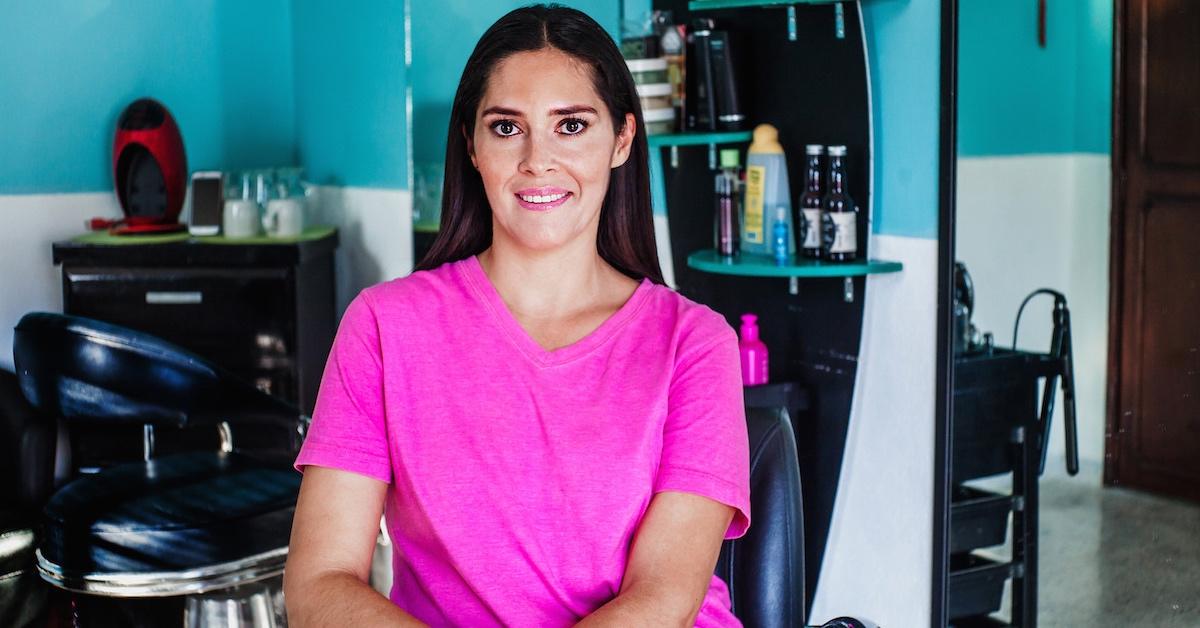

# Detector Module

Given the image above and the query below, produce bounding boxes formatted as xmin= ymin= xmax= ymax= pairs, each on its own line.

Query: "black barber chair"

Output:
xmin=0 ymin=369 xmax=57 ymax=627
xmin=718 ymin=406 xmax=805 ymax=626
xmin=725 ymin=407 xmax=870 ymax=628
xmin=13 ymin=312 xmax=305 ymax=627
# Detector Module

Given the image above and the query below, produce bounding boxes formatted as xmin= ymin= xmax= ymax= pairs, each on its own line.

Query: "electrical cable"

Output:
xmin=1012 ymin=288 xmax=1064 ymax=350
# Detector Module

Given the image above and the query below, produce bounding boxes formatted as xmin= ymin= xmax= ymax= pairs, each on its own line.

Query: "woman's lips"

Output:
xmin=515 ymin=190 xmax=572 ymax=211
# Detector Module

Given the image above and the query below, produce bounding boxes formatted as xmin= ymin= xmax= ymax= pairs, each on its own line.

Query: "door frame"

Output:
xmin=1103 ymin=0 xmax=1124 ymax=487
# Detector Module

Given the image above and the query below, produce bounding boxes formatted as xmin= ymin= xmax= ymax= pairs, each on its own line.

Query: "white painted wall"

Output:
xmin=0 ymin=192 xmax=121 ymax=372
xmin=309 ymin=185 xmax=414 ymax=313
xmin=810 ymin=234 xmax=938 ymax=628
xmin=956 ymin=154 xmax=1111 ymax=480
xmin=0 ymin=187 xmax=413 ymax=372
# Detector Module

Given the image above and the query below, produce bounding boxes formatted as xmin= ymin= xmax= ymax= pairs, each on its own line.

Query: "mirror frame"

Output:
xmin=932 ymin=0 xmax=958 ymax=626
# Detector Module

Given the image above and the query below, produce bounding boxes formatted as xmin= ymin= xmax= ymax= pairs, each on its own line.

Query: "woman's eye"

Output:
xmin=560 ymin=119 xmax=587 ymax=135
xmin=493 ymin=121 xmax=519 ymax=137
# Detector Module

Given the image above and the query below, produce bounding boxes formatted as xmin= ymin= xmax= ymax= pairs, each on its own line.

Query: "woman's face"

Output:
xmin=468 ymin=48 xmax=636 ymax=254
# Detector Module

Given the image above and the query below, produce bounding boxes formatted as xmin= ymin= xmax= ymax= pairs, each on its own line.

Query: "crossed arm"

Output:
xmin=284 ymin=465 xmax=734 ymax=627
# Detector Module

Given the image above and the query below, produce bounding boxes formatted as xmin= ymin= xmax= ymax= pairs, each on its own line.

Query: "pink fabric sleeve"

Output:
xmin=293 ymin=291 xmax=392 ymax=484
xmin=654 ymin=323 xmax=752 ymax=539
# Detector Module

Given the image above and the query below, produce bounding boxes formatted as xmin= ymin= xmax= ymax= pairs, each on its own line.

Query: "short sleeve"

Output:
xmin=293 ymin=290 xmax=392 ymax=484
xmin=654 ymin=322 xmax=751 ymax=539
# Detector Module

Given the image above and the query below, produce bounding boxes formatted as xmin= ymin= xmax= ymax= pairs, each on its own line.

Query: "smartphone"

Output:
xmin=189 ymin=171 xmax=224 ymax=236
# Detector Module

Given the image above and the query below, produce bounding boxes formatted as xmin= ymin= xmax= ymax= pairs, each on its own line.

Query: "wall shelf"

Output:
xmin=689 ymin=0 xmax=843 ymax=9
xmin=646 ymin=130 xmax=753 ymax=148
xmin=688 ymin=249 xmax=903 ymax=278
xmin=687 ymin=0 xmax=849 ymax=40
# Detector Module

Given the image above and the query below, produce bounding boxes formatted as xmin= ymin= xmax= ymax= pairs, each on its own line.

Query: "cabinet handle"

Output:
xmin=145 ymin=291 xmax=203 ymax=305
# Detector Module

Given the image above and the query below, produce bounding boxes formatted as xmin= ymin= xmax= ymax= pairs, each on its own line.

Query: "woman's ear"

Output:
xmin=610 ymin=112 xmax=637 ymax=169
xmin=463 ymin=124 xmax=478 ymax=170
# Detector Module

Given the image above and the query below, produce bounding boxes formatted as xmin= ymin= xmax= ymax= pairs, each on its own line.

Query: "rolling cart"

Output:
xmin=947 ymin=287 xmax=1079 ymax=627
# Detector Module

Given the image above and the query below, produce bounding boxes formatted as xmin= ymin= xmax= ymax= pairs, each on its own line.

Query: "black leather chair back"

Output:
xmin=0 ymin=369 xmax=56 ymax=509
xmin=715 ymin=406 xmax=806 ymax=627
xmin=13 ymin=312 xmax=298 ymax=428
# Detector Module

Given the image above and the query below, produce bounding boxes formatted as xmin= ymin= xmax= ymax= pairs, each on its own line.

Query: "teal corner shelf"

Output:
xmin=689 ymin=0 xmax=843 ymax=10
xmin=687 ymin=249 xmax=903 ymax=278
xmin=646 ymin=130 xmax=753 ymax=148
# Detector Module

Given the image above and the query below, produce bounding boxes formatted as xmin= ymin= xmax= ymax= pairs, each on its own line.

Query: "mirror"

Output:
xmin=938 ymin=1 xmax=1200 ymax=626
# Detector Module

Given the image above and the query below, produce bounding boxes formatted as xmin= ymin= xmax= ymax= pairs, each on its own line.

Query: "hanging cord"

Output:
xmin=1012 ymin=288 xmax=1064 ymax=350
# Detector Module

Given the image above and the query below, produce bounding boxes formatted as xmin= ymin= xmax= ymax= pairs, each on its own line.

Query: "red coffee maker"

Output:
xmin=98 ymin=98 xmax=188 ymax=234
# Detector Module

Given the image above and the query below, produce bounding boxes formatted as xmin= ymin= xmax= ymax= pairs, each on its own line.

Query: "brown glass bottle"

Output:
xmin=798 ymin=144 xmax=824 ymax=259
xmin=820 ymin=145 xmax=857 ymax=262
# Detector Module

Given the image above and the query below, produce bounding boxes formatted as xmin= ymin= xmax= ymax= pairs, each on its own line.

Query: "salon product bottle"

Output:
xmin=821 ymin=145 xmax=858 ymax=262
xmin=742 ymin=124 xmax=793 ymax=256
xmin=714 ymin=149 xmax=741 ymax=257
xmin=707 ymin=30 xmax=744 ymax=131
xmin=685 ymin=20 xmax=717 ymax=130
xmin=772 ymin=206 xmax=790 ymax=264
xmin=738 ymin=314 xmax=769 ymax=386
xmin=798 ymin=144 xmax=825 ymax=259
xmin=659 ymin=20 xmax=686 ymax=130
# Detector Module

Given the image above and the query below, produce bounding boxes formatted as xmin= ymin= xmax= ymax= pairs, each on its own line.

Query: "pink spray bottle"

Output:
xmin=739 ymin=313 xmax=769 ymax=386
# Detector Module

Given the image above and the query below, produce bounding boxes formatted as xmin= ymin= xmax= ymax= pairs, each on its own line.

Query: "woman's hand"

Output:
xmin=573 ymin=490 xmax=735 ymax=627
xmin=284 ymin=465 xmax=428 ymax=627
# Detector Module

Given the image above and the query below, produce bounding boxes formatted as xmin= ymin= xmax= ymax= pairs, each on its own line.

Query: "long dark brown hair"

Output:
xmin=413 ymin=4 xmax=664 ymax=285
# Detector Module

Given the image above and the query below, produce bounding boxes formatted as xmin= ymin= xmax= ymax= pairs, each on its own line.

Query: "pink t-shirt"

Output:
xmin=295 ymin=254 xmax=751 ymax=627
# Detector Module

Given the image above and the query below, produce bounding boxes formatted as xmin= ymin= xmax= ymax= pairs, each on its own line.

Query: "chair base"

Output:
xmin=46 ymin=575 xmax=287 ymax=628
xmin=37 ymin=547 xmax=287 ymax=597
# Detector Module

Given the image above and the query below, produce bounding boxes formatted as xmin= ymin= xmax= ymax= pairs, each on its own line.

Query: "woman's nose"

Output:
xmin=519 ymin=133 xmax=558 ymax=175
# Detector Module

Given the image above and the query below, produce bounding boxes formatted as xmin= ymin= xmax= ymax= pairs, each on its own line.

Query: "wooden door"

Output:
xmin=1107 ymin=0 xmax=1200 ymax=502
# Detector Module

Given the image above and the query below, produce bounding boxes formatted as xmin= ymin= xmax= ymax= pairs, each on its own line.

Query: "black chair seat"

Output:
xmin=42 ymin=451 xmax=299 ymax=574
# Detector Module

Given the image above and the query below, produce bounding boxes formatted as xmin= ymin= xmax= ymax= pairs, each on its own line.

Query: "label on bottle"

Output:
xmin=829 ymin=212 xmax=857 ymax=254
xmin=743 ymin=165 xmax=765 ymax=244
xmin=802 ymin=208 xmax=822 ymax=248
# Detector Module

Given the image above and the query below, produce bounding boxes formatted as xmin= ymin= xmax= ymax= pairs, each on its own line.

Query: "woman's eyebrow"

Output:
xmin=550 ymin=105 xmax=598 ymax=116
xmin=481 ymin=106 xmax=523 ymax=117
xmin=480 ymin=105 xmax=598 ymax=117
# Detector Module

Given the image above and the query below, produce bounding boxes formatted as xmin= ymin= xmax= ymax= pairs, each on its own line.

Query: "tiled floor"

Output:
xmin=1037 ymin=473 xmax=1200 ymax=627
xmin=971 ymin=468 xmax=1200 ymax=627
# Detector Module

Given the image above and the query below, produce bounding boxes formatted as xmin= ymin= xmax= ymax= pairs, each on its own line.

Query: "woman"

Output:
xmin=284 ymin=5 xmax=751 ymax=627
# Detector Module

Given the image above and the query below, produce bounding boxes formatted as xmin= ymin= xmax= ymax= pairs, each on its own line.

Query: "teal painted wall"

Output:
xmin=292 ymin=0 xmax=409 ymax=189
xmin=958 ymin=0 xmax=1111 ymax=157
xmin=1074 ymin=0 xmax=1112 ymax=154
xmin=863 ymin=0 xmax=941 ymax=239
xmin=0 ymin=0 xmax=296 ymax=194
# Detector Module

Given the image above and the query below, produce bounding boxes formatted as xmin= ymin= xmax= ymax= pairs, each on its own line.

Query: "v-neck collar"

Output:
xmin=459 ymin=254 xmax=653 ymax=368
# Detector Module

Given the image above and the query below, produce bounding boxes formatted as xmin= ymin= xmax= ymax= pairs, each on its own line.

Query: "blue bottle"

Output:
xmin=772 ymin=206 xmax=790 ymax=264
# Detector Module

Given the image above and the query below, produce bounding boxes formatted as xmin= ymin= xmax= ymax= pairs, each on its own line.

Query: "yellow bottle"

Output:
xmin=741 ymin=124 xmax=793 ymax=256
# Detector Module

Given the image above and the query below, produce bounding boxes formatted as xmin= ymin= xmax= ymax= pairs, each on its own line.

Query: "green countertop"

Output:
xmin=70 ymin=225 xmax=337 ymax=246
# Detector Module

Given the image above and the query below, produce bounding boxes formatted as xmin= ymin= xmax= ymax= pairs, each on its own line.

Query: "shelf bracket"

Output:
xmin=842 ymin=277 xmax=854 ymax=303
xmin=669 ymin=145 xmax=680 ymax=169
xmin=835 ymin=2 xmax=846 ymax=40
xmin=789 ymin=276 xmax=799 ymax=295
xmin=787 ymin=5 xmax=797 ymax=42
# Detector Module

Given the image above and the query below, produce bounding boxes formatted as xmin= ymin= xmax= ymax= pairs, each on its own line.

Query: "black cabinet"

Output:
xmin=52 ymin=230 xmax=338 ymax=420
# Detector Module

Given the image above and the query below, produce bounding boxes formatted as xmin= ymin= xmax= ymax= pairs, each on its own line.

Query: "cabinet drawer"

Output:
xmin=64 ymin=266 xmax=291 ymax=334
xmin=62 ymin=266 xmax=297 ymax=393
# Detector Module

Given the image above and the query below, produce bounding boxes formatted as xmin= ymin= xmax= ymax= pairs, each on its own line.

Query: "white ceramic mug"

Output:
xmin=263 ymin=198 xmax=304 ymax=238
xmin=223 ymin=199 xmax=260 ymax=238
